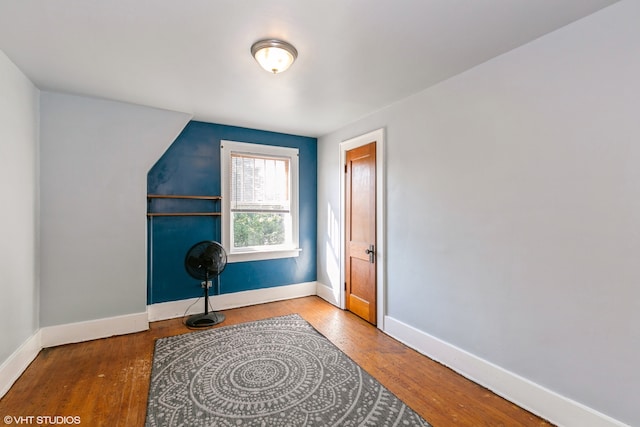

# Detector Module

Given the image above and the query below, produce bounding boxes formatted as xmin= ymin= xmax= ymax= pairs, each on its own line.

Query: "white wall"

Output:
xmin=0 ymin=51 xmax=40 ymax=364
xmin=317 ymin=1 xmax=638 ymax=425
xmin=39 ymin=92 xmax=190 ymax=326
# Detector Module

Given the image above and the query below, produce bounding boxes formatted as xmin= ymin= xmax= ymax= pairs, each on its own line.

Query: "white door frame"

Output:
xmin=340 ymin=128 xmax=386 ymax=330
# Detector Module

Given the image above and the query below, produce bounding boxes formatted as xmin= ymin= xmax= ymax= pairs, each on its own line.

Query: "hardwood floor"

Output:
xmin=0 ymin=296 xmax=552 ymax=426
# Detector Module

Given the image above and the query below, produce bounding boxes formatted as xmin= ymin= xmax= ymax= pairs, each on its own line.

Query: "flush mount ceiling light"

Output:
xmin=251 ymin=39 xmax=298 ymax=74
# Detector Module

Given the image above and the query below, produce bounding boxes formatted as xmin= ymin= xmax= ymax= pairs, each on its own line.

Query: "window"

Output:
xmin=221 ymin=140 xmax=300 ymax=262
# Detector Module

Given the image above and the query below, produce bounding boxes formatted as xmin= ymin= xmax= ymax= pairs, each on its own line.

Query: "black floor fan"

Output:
xmin=184 ymin=240 xmax=227 ymax=327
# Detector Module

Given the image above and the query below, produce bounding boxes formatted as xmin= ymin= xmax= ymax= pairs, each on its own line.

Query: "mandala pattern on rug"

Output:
xmin=146 ymin=314 xmax=431 ymax=426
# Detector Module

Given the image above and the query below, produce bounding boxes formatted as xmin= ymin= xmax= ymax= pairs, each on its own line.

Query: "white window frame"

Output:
xmin=221 ymin=140 xmax=300 ymax=262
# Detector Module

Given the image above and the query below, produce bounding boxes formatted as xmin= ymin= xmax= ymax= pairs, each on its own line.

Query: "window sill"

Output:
xmin=227 ymin=248 xmax=302 ymax=263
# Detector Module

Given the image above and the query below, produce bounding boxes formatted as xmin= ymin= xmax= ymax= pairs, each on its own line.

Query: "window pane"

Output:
xmin=231 ymin=154 xmax=289 ymax=211
xmin=232 ymin=212 xmax=287 ymax=248
xmin=222 ymin=140 xmax=299 ymax=260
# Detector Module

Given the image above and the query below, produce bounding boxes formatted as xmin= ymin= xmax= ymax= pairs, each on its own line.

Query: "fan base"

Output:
xmin=186 ymin=312 xmax=225 ymax=328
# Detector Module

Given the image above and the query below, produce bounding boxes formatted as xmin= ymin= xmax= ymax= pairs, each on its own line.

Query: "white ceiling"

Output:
xmin=0 ymin=0 xmax=617 ymax=137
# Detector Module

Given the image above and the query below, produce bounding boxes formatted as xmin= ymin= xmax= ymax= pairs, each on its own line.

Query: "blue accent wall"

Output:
xmin=147 ymin=121 xmax=317 ymax=304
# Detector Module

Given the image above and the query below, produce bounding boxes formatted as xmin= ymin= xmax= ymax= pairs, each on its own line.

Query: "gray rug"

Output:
xmin=146 ymin=314 xmax=431 ymax=426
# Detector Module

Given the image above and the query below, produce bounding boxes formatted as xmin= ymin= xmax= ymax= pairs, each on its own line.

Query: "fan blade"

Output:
xmin=186 ymin=255 xmax=203 ymax=269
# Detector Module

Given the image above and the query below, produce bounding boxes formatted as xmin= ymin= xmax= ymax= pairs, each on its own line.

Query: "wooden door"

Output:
xmin=345 ymin=141 xmax=376 ymax=324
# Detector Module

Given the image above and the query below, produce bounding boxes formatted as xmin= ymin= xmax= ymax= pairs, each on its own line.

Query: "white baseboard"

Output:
xmin=315 ymin=281 xmax=340 ymax=307
xmin=0 ymin=330 xmax=42 ymax=398
xmin=40 ymin=312 xmax=149 ymax=348
xmin=384 ymin=316 xmax=629 ymax=427
xmin=148 ymin=281 xmax=319 ymax=322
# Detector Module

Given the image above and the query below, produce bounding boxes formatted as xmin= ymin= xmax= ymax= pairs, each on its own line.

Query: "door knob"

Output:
xmin=365 ymin=245 xmax=375 ymax=263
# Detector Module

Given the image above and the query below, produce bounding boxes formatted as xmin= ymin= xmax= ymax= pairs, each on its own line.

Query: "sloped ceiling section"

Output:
xmin=0 ymin=0 xmax=617 ymax=136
